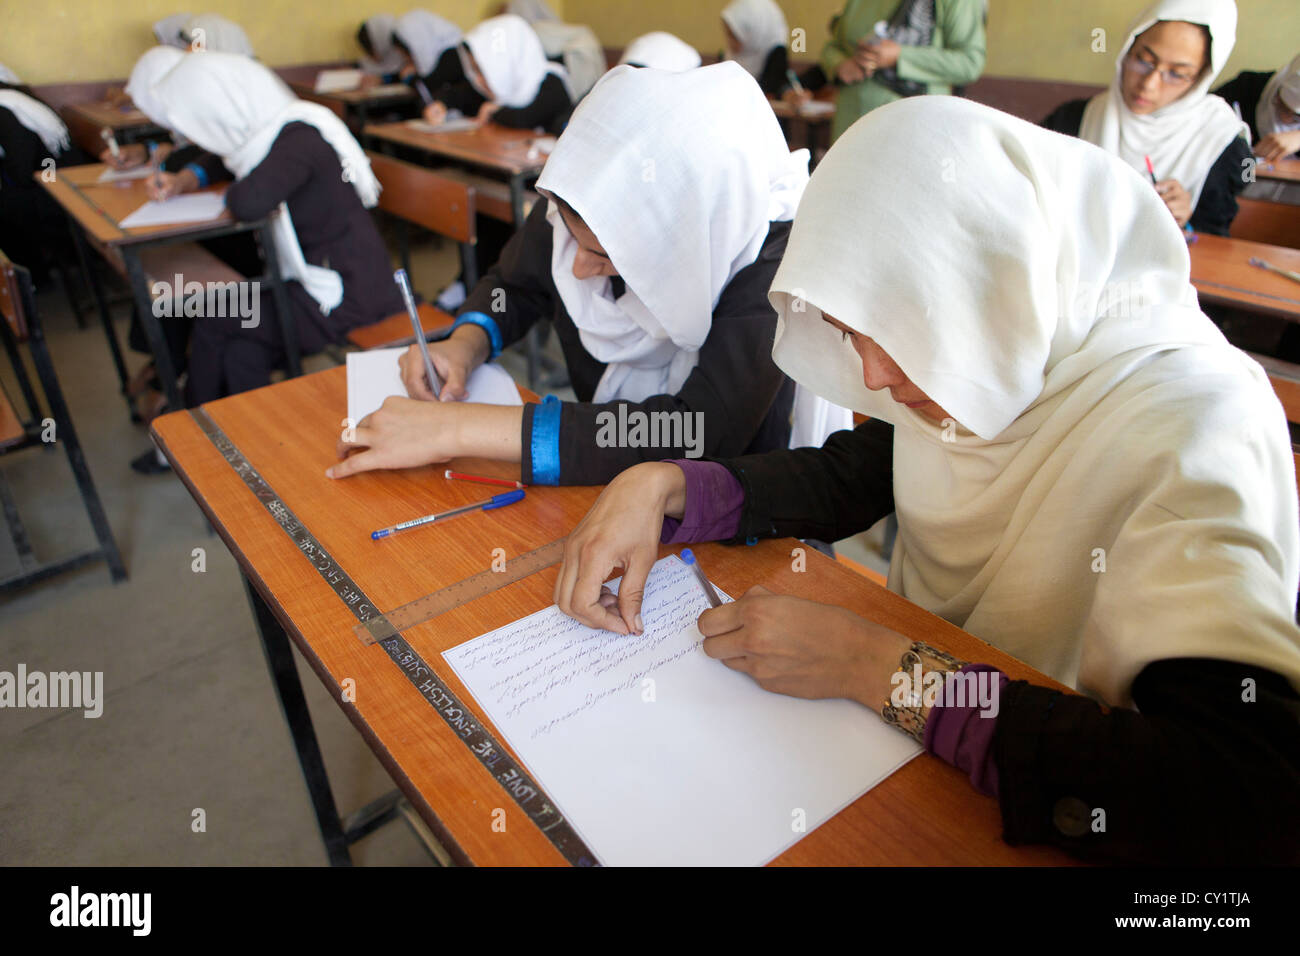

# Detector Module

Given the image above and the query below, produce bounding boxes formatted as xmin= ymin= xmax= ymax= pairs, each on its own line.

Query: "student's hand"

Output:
xmin=782 ymin=87 xmax=813 ymax=107
xmin=328 ymin=398 xmax=523 ymax=477
xmin=398 ymin=323 xmax=488 ymax=401
xmin=151 ymin=142 xmax=174 ymax=165
xmin=836 ymin=58 xmax=868 ymax=85
xmin=399 ymin=63 xmax=416 ymax=80
xmin=358 ymin=73 xmax=380 ymax=89
xmin=699 ymin=586 xmax=911 ymax=707
xmin=857 ymin=37 xmax=900 ymax=72
xmin=476 ymin=101 xmax=501 ymax=124
xmin=554 ymin=462 xmax=689 ymax=635
xmin=100 ymin=143 xmax=148 ymax=168
xmin=103 ymin=86 xmax=131 ymax=108
xmin=146 ymin=169 xmax=198 ymax=201
xmin=1155 ymin=178 xmax=1193 ymax=227
xmin=423 ymin=101 xmax=448 ymax=125
xmin=1256 ymin=129 xmax=1300 ymax=164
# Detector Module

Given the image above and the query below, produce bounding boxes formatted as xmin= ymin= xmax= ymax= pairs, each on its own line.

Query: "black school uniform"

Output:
xmin=708 ymin=416 xmax=1300 ymax=864
xmin=433 ymin=68 xmax=573 ymax=136
xmin=1213 ymin=70 xmax=1276 ymax=144
xmin=1041 ymin=98 xmax=1252 ymax=236
xmin=185 ymin=121 xmax=403 ymax=404
xmin=456 ymin=199 xmax=797 ymax=486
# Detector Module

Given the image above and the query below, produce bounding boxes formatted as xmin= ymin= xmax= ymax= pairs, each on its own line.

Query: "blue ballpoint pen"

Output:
xmin=680 ymin=549 xmax=723 ymax=608
xmin=372 ymin=490 xmax=525 ymax=540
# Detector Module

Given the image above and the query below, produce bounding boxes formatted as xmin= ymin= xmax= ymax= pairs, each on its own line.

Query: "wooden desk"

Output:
xmin=1257 ymin=157 xmax=1300 ymax=184
xmin=151 ymin=365 xmax=1074 ymax=866
xmin=61 ymin=101 xmax=163 ymax=155
xmin=289 ymin=81 xmax=415 ymax=131
xmin=37 ymin=163 xmax=295 ymax=413
xmin=364 ymin=120 xmax=545 ymax=228
xmin=1189 ymin=233 xmax=1300 ymax=321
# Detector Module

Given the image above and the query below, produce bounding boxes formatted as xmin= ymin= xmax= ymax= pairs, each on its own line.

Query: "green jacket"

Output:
xmin=820 ymin=0 xmax=987 ymax=141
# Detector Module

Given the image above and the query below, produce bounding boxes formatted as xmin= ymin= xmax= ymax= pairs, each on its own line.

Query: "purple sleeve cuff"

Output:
xmin=659 ymin=460 xmax=745 ymax=544
xmin=923 ymin=664 xmax=1007 ymax=798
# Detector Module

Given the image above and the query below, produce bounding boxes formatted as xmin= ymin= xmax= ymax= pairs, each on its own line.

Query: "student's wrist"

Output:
xmin=450 ymin=322 xmax=491 ymax=367
xmin=454 ymin=403 xmax=524 ymax=462
xmin=646 ymin=462 xmax=688 ymax=521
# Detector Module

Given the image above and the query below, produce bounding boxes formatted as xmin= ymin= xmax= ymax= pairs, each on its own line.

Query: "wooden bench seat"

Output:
xmin=429 ymin=166 xmax=538 ymax=224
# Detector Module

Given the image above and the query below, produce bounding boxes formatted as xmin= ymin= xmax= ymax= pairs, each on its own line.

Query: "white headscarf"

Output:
xmin=125 ymin=46 xmax=185 ymax=124
xmin=1257 ymin=52 xmax=1300 ymax=138
xmin=0 ymin=63 xmax=19 ymax=85
xmin=359 ymin=14 xmax=405 ymax=76
xmin=507 ymin=0 xmax=558 ymax=24
xmin=619 ymin=32 xmax=702 ymax=73
xmin=153 ymin=13 xmax=192 ymax=49
xmin=154 ymin=52 xmax=380 ymax=315
xmin=0 ymin=90 xmax=69 ymax=156
xmin=530 ymin=21 xmax=604 ymax=100
xmin=770 ymin=95 xmax=1300 ymax=705
xmin=1079 ymin=0 xmax=1249 ymax=208
xmin=393 ymin=10 xmax=463 ymax=78
xmin=721 ymin=0 xmax=788 ymax=80
xmin=534 ymin=63 xmax=809 ymax=408
xmin=461 ymin=14 xmax=570 ymax=108
xmin=183 ymin=14 xmax=254 ymax=56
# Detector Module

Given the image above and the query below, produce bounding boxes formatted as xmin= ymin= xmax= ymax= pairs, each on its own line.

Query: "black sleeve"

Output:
xmin=701 ymin=418 xmax=896 ymax=544
xmin=1188 ymin=136 xmax=1252 ymax=237
xmin=0 ymin=105 xmax=49 ymax=186
xmin=993 ymin=657 xmax=1300 ymax=864
xmin=433 ymin=78 xmax=487 ymax=116
xmin=1040 ymin=98 xmax=1087 ymax=136
xmin=424 ymin=46 xmax=466 ymax=95
xmin=758 ymin=46 xmax=790 ymax=96
xmin=521 ymin=222 xmax=801 ymax=486
xmin=224 ymin=126 xmax=315 ymax=222
xmin=162 ymin=145 xmax=232 ymax=184
xmin=492 ymin=74 xmax=572 ymax=132
xmin=459 ymin=198 xmax=554 ymax=348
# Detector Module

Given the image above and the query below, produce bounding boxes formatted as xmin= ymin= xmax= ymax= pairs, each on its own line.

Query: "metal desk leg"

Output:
xmin=122 ymin=247 xmax=183 ymax=412
xmin=258 ymin=222 xmax=301 ymax=378
xmin=242 ymin=576 xmax=352 ymax=866
xmin=70 ymin=224 xmax=131 ymax=408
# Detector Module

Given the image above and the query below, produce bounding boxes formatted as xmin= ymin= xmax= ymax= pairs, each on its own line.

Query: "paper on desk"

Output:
xmin=799 ymin=100 xmax=835 ymax=117
xmin=371 ymin=84 xmax=412 ymax=97
xmin=442 ymin=554 xmax=921 ymax=866
xmin=97 ymin=165 xmax=154 ymax=183
xmin=345 ymin=346 xmax=522 ymax=423
xmin=314 ymin=68 xmax=364 ymax=93
xmin=407 ymin=117 xmax=480 ymax=134
xmin=119 ymin=191 xmax=227 ymax=229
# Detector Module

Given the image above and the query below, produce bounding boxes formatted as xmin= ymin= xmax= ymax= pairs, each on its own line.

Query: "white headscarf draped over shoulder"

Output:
xmin=1258 ymin=52 xmax=1300 ymax=138
xmin=153 ymin=13 xmax=192 ymax=49
xmin=721 ymin=0 xmax=788 ymax=80
xmin=393 ymin=10 xmax=463 ymax=78
xmin=125 ymin=46 xmax=185 ymax=125
xmin=770 ymin=95 xmax=1300 ymax=705
xmin=461 ymin=14 xmax=571 ymax=107
xmin=534 ymin=63 xmax=810 ymax=408
xmin=619 ymin=33 xmax=702 ymax=73
xmin=153 ymin=52 xmax=380 ymax=315
xmin=359 ymin=14 xmax=404 ymax=76
xmin=183 ymin=14 xmax=254 ymax=56
xmin=1079 ymin=0 xmax=1248 ymax=208
xmin=0 ymin=64 xmax=69 ymax=157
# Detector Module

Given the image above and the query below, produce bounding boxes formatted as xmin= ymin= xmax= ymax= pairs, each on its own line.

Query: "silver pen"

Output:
xmin=393 ymin=269 xmax=443 ymax=397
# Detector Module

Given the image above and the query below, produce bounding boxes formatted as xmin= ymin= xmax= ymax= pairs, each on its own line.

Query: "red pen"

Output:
xmin=1144 ymin=155 xmax=1159 ymax=186
xmin=444 ymin=469 xmax=525 ymax=489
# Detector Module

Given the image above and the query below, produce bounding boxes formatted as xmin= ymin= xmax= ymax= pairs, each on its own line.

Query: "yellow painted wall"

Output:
xmin=6 ymin=1 xmax=545 ymax=85
xmin=562 ymin=0 xmax=1297 ymax=84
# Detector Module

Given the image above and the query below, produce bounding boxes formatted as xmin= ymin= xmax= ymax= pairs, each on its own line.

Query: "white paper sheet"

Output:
xmin=799 ymin=100 xmax=836 ymax=117
xmin=443 ymin=555 xmax=921 ymax=866
xmin=314 ymin=68 xmax=364 ymax=93
xmin=345 ymin=346 xmax=522 ymax=423
xmin=407 ymin=117 xmax=480 ymax=134
xmin=119 ymin=191 xmax=227 ymax=229
xmin=97 ymin=165 xmax=154 ymax=183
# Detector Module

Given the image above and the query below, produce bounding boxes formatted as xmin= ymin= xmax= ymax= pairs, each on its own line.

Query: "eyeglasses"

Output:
xmin=1123 ymin=51 xmax=1197 ymax=87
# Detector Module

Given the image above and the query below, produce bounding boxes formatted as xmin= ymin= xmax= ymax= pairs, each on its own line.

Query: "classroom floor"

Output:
xmin=0 ymin=230 xmax=889 ymax=866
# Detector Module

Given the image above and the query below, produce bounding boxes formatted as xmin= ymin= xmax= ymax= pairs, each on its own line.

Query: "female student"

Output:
xmin=181 ymin=13 xmax=254 ymax=56
xmin=151 ymin=52 xmax=403 ymax=405
xmin=328 ymin=63 xmax=822 ymax=487
xmin=1216 ymin=52 xmax=1300 ymax=163
xmin=818 ymin=0 xmax=985 ymax=141
xmin=1043 ymin=0 xmax=1251 ymax=236
xmin=720 ymin=0 xmax=791 ymax=97
xmin=356 ymin=14 xmax=405 ymax=80
xmin=619 ymin=32 xmax=702 ymax=73
xmin=551 ymin=96 xmax=1300 ymax=864
xmin=392 ymin=8 xmax=464 ymax=93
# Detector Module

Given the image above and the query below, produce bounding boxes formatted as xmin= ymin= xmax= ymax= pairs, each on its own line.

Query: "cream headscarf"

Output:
xmin=769 ymin=95 xmax=1300 ymax=705
xmin=534 ymin=63 xmax=840 ymax=447
xmin=461 ymin=14 xmax=571 ymax=108
xmin=393 ymin=10 xmax=463 ymax=78
xmin=1079 ymin=0 xmax=1249 ymax=208
xmin=359 ymin=14 xmax=405 ymax=76
xmin=125 ymin=46 xmax=185 ymax=125
xmin=1257 ymin=53 xmax=1300 ymax=139
xmin=619 ymin=33 xmax=703 ymax=73
xmin=183 ymin=14 xmax=254 ymax=56
xmin=153 ymin=13 xmax=192 ymax=49
xmin=721 ymin=0 xmax=788 ymax=81
xmin=154 ymin=52 xmax=380 ymax=315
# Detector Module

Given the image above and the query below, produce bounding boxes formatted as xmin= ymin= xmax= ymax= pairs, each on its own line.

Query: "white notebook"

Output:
xmin=443 ymin=555 xmax=921 ymax=866
xmin=119 ymin=191 xmax=226 ymax=229
xmin=345 ymin=346 xmax=522 ymax=424
xmin=97 ymin=165 xmax=153 ymax=183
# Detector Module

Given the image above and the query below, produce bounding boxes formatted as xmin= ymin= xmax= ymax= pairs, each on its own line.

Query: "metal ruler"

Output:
xmin=356 ymin=538 xmax=566 ymax=645
xmin=190 ymin=408 xmax=597 ymax=866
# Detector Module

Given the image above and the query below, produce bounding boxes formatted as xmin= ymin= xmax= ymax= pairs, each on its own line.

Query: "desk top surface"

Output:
xmin=38 ymin=163 xmax=237 ymax=247
xmin=364 ymin=120 xmax=547 ymax=176
xmin=62 ymin=99 xmax=152 ymax=129
xmin=1258 ymin=157 xmax=1300 ymax=183
xmin=1189 ymin=232 xmax=1300 ymax=319
xmin=151 ymin=366 xmax=1075 ymax=867
xmin=289 ymin=80 xmax=416 ymax=105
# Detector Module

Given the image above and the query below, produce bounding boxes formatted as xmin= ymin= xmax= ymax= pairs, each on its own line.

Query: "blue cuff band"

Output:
xmin=529 ymin=395 xmax=563 ymax=486
xmin=451 ymin=311 xmax=503 ymax=360
xmin=185 ymin=161 xmax=209 ymax=188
